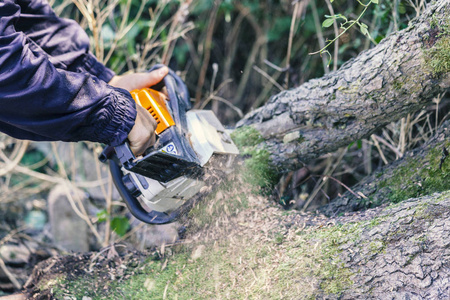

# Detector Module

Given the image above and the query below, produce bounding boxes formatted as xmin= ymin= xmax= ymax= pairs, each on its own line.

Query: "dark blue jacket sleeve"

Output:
xmin=14 ymin=0 xmax=115 ymax=82
xmin=0 ymin=0 xmax=136 ymax=146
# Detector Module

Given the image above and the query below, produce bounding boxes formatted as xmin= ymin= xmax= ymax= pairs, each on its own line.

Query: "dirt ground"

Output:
xmin=19 ymin=183 xmax=388 ymax=299
xmin=3 ymin=146 xmax=450 ymax=299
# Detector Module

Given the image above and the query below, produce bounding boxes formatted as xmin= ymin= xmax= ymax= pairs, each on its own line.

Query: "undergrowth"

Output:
xmin=46 ymin=183 xmax=365 ymax=299
xmin=379 ymin=142 xmax=450 ymax=203
xmin=46 ymin=194 xmax=410 ymax=299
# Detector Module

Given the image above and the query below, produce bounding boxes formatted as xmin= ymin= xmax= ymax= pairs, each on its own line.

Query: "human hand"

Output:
xmin=127 ymin=104 xmax=157 ymax=156
xmin=108 ymin=66 xmax=169 ymax=92
xmin=109 ymin=67 xmax=169 ymax=156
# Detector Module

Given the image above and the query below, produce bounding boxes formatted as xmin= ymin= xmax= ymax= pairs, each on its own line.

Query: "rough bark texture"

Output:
xmin=237 ymin=0 xmax=450 ymax=173
xmin=325 ymin=191 xmax=450 ymax=299
xmin=320 ymin=121 xmax=450 ymax=216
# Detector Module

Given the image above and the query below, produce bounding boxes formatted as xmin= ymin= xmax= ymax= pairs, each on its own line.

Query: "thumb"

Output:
xmin=109 ymin=66 xmax=169 ymax=91
xmin=132 ymin=66 xmax=169 ymax=90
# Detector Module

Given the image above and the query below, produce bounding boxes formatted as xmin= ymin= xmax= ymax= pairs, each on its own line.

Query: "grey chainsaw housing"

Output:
xmin=101 ymin=66 xmax=239 ymax=224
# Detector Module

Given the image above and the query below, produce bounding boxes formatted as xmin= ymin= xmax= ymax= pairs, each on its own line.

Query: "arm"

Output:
xmin=0 ymin=0 xmax=134 ymax=146
xmin=14 ymin=0 xmax=114 ymax=82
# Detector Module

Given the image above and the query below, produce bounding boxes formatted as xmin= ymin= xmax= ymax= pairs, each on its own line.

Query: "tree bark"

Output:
xmin=321 ymin=190 xmax=450 ymax=299
xmin=237 ymin=0 xmax=450 ymax=173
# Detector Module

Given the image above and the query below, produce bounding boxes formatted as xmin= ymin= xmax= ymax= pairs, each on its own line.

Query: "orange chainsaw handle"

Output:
xmin=130 ymin=88 xmax=175 ymax=135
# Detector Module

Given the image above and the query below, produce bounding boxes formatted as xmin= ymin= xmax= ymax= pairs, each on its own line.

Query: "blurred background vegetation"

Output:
xmin=1 ymin=0 xmax=448 ymax=256
xmin=52 ymin=0 xmax=432 ymax=123
xmin=52 ymin=0 xmax=446 ymax=208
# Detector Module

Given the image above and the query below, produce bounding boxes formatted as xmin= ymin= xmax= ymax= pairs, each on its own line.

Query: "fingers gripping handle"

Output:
xmin=100 ymin=66 xmax=189 ymax=164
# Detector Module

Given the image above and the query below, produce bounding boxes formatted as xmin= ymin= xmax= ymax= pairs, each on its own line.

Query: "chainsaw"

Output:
xmin=100 ymin=65 xmax=239 ymax=224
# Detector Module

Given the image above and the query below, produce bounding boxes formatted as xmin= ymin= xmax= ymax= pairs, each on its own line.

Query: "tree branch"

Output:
xmin=237 ymin=1 xmax=450 ymax=173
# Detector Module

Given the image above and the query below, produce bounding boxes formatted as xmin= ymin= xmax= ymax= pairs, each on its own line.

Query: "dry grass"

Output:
xmin=0 ymin=0 xmax=197 ymax=249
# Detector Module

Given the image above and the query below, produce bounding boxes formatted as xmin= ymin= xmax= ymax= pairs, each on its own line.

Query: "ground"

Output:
xmin=2 ymin=124 xmax=450 ymax=299
xmin=20 ymin=167 xmax=450 ymax=299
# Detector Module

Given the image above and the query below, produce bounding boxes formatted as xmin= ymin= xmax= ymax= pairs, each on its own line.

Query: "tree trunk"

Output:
xmin=237 ymin=0 xmax=450 ymax=173
xmin=318 ymin=190 xmax=450 ymax=298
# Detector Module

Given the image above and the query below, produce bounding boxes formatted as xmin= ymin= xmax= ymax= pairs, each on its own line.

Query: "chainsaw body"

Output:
xmin=101 ymin=66 xmax=239 ymax=224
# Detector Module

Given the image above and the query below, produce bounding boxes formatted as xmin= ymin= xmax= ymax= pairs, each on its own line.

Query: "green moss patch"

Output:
xmin=231 ymin=126 xmax=280 ymax=191
xmin=291 ymin=224 xmax=359 ymax=295
xmin=230 ymin=126 xmax=264 ymax=148
xmin=379 ymin=143 xmax=450 ymax=204
xmin=424 ymin=15 xmax=450 ymax=76
xmin=242 ymin=148 xmax=280 ymax=191
xmin=424 ymin=35 xmax=450 ymax=76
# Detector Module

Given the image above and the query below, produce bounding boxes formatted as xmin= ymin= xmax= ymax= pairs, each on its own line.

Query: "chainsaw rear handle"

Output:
xmin=100 ymin=64 xmax=190 ymax=158
xmin=100 ymin=64 xmax=197 ymax=171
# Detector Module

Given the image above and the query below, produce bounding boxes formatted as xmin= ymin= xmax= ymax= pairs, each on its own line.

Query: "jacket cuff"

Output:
xmin=100 ymin=88 xmax=137 ymax=147
xmin=69 ymin=52 xmax=116 ymax=83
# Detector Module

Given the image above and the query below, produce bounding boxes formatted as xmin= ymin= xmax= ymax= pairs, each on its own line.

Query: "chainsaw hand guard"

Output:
xmin=109 ymin=159 xmax=184 ymax=224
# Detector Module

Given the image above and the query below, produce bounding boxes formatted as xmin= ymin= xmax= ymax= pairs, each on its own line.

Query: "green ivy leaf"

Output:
xmin=335 ymin=14 xmax=348 ymax=22
xmin=111 ymin=216 xmax=130 ymax=237
xmin=322 ymin=19 xmax=335 ymax=28
xmin=357 ymin=140 xmax=363 ymax=149
xmin=371 ymin=0 xmax=379 ymax=3
xmin=359 ymin=23 xmax=369 ymax=36
xmin=97 ymin=209 xmax=108 ymax=223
